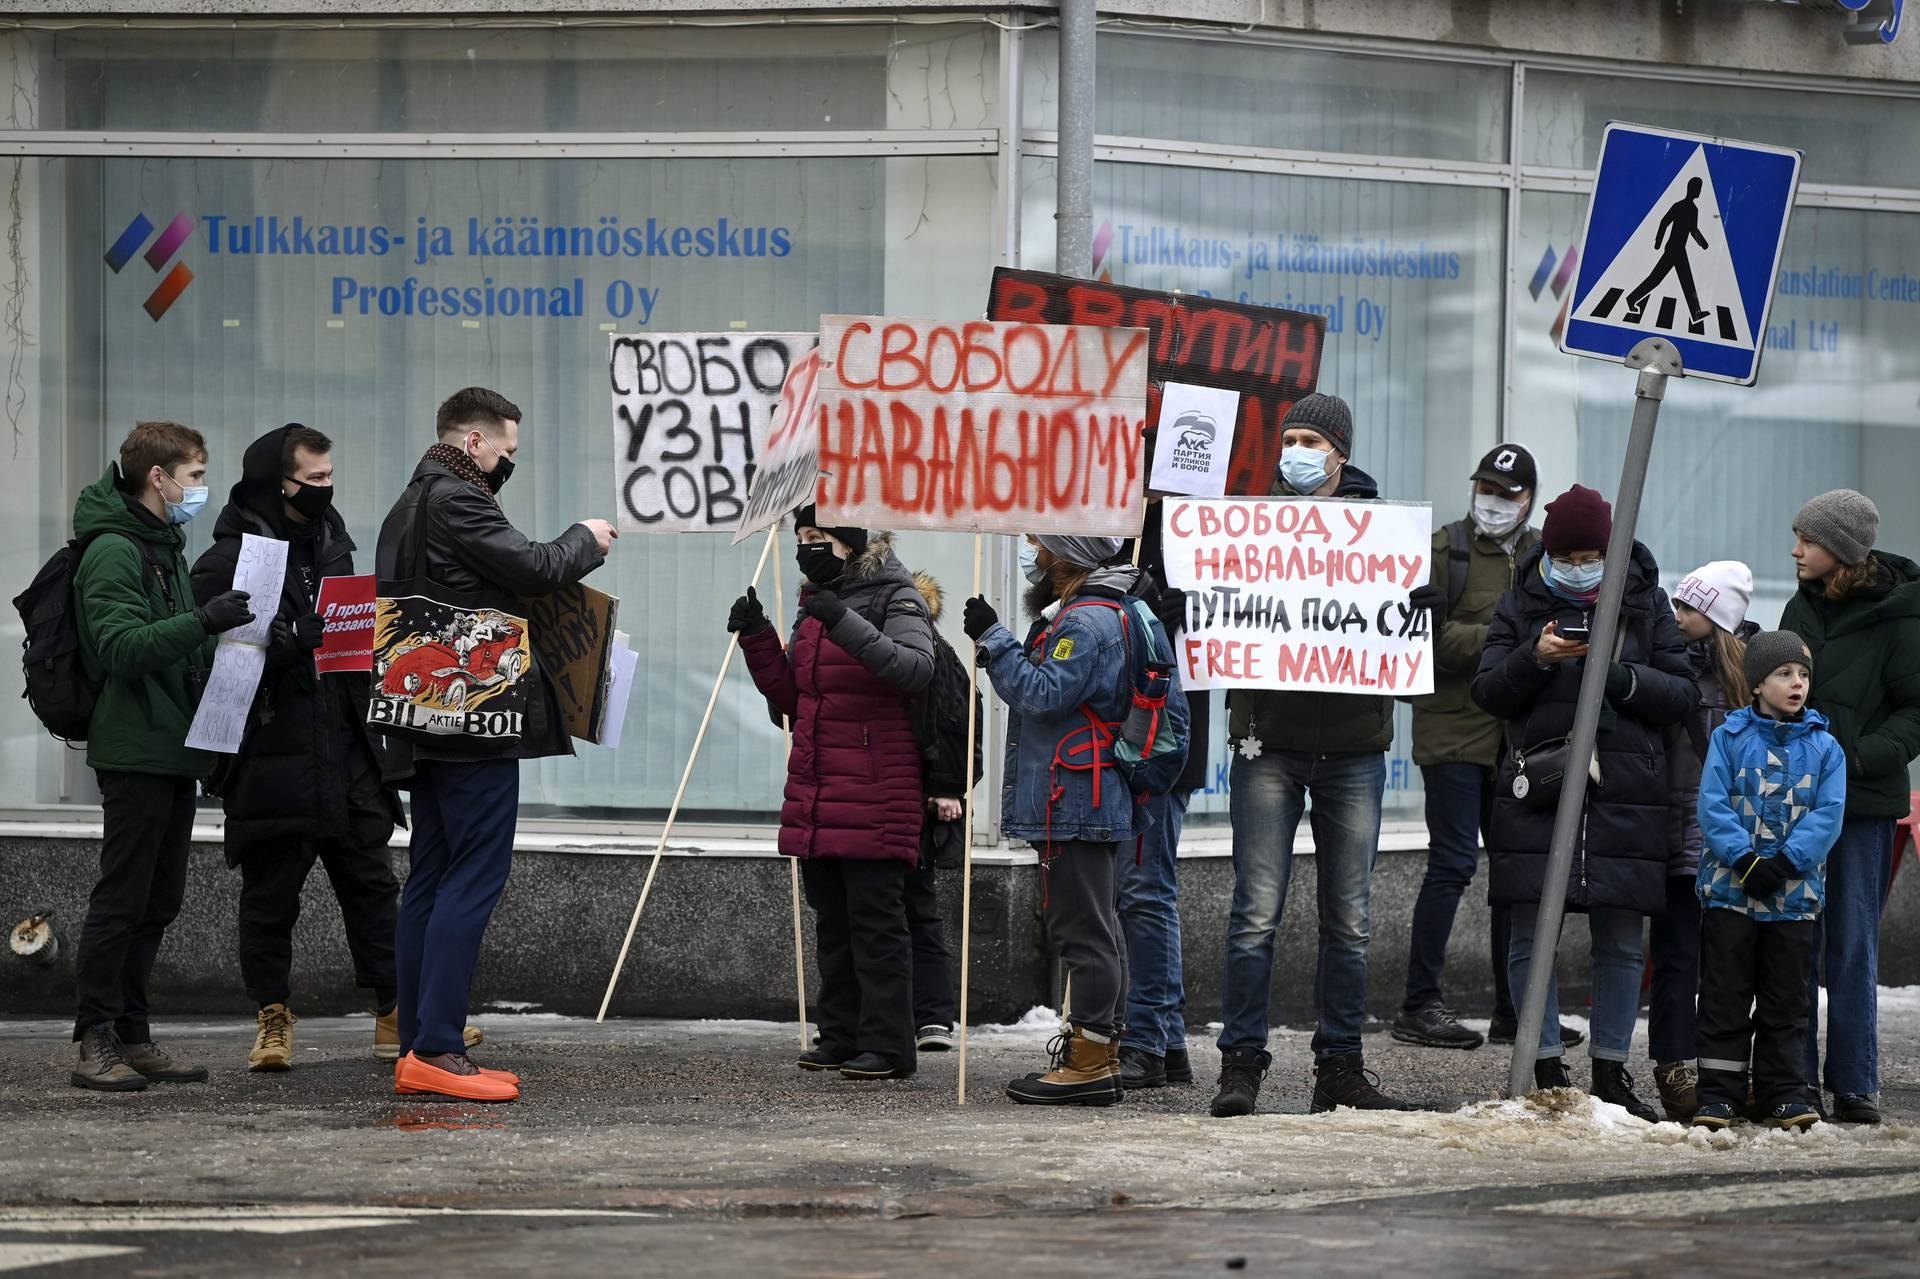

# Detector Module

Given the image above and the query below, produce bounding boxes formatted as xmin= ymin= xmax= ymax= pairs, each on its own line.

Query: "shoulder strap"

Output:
xmin=83 ymin=530 xmax=175 ymax=612
xmin=1444 ymin=519 xmax=1473 ymax=614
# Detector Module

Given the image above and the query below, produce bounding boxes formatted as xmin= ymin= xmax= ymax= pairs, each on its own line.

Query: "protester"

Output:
xmin=1651 ymin=560 xmax=1757 ymax=1121
xmin=965 ymin=534 xmax=1185 ymax=1106
xmin=191 ymin=424 xmax=418 ymax=1072
xmin=1691 ymin=632 xmax=1845 ymax=1132
xmin=377 ymin=388 xmax=613 ymax=1103
xmin=1782 ymin=490 xmax=1920 ymax=1125
xmin=1471 ymin=484 xmax=1692 ymax=1122
xmin=734 ymin=506 xmax=935 ymax=1081
xmin=904 ymin=569 xmax=974 ymax=1052
xmin=67 ymin=421 xmax=241 ymax=1091
xmin=1213 ymin=393 xmax=1412 ymax=1117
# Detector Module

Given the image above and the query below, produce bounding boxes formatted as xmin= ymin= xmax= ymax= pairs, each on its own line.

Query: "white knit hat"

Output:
xmin=1674 ymin=561 xmax=1753 ymax=635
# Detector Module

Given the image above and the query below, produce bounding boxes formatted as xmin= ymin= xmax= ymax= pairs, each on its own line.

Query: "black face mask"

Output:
xmin=483 ymin=455 xmax=514 ymax=494
xmin=285 ymin=479 xmax=335 ymax=521
xmin=796 ymin=542 xmax=845 ymax=586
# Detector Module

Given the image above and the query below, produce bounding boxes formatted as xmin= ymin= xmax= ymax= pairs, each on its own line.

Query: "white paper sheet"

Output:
xmin=184 ymin=533 xmax=287 ymax=754
xmin=597 ymin=631 xmax=640 ymax=750
xmin=1147 ymin=381 xmax=1243 ymax=499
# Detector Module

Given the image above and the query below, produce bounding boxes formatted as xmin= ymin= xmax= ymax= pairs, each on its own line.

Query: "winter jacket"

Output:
xmin=372 ymin=455 xmax=605 ymax=782
xmin=1469 ymin=541 xmax=1695 ymax=915
xmin=69 ymin=466 xmax=218 ymax=778
xmin=980 ymin=564 xmax=1181 ymax=846
xmin=1411 ymin=517 xmax=1541 ymax=768
xmin=1140 ymin=507 xmax=1212 ymax=794
xmin=907 ymin=572 xmax=981 ymax=870
xmin=740 ymin=536 xmax=935 ymax=863
xmin=1697 ymin=706 xmax=1847 ymax=922
xmin=1663 ymin=622 xmax=1759 ymax=878
xmin=1227 ymin=464 xmax=1394 ymax=757
xmin=1779 ymin=551 xmax=1920 ymax=820
xmin=191 ymin=426 xmax=402 ymax=862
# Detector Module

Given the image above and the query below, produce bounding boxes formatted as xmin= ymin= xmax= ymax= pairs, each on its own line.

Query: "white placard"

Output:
xmin=733 ymin=346 xmax=823 ymax=545
xmin=1148 ymin=381 xmax=1242 ymax=498
xmin=184 ymin=533 xmax=287 ymax=753
xmin=598 ymin=630 xmax=640 ymax=750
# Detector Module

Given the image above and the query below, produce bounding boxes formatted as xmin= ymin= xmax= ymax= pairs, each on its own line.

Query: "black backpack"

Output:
xmin=864 ymin=584 xmax=985 ymax=795
xmin=12 ymin=531 xmax=157 ymax=743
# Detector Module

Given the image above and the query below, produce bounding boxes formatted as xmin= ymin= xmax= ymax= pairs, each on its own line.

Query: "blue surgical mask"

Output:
xmin=1019 ymin=539 xmax=1047 ymax=586
xmin=1548 ymin=557 xmax=1606 ymax=594
xmin=163 ymin=475 xmax=209 ymax=526
xmin=1280 ymin=445 xmax=1332 ymax=495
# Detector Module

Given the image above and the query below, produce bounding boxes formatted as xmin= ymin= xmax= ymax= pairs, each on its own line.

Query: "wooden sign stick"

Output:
xmin=956 ymin=531 xmax=984 ymax=1103
xmin=772 ymin=537 xmax=811 ymax=1050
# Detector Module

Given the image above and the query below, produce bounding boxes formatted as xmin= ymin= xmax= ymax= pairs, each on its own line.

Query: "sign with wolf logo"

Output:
xmin=367 ymin=595 xmax=533 ymax=741
xmin=1146 ymin=381 xmax=1242 ymax=498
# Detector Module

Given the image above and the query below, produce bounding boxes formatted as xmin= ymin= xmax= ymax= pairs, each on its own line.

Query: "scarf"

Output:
xmin=424 ymin=441 xmax=497 ymax=505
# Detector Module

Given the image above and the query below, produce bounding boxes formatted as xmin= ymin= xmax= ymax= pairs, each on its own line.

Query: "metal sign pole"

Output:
xmin=1507 ymin=336 xmax=1682 ymax=1099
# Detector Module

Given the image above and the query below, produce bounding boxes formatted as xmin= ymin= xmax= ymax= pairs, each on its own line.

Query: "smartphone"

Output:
xmin=1559 ymin=623 xmax=1592 ymax=643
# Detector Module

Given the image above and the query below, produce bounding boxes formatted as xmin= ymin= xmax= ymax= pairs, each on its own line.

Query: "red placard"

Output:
xmin=314 ymin=574 xmax=377 ymax=675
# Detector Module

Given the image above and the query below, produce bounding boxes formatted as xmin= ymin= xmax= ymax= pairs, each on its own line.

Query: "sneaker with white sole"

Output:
xmin=915 ymin=1024 xmax=955 ymax=1052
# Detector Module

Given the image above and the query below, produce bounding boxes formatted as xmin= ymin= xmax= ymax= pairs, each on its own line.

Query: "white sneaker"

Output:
xmin=916 ymin=1024 xmax=955 ymax=1052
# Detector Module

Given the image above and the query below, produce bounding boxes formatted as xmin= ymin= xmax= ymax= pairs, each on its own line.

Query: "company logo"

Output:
xmin=104 ymin=213 xmax=196 ymax=320
xmin=1167 ymin=411 xmax=1218 ymax=474
xmin=1529 ymin=242 xmax=1579 ymax=343
xmin=1493 ymin=447 xmax=1519 ymax=472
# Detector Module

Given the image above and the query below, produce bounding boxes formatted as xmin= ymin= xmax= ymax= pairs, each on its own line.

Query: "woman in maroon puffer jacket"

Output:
xmin=730 ymin=507 xmax=934 ymax=1081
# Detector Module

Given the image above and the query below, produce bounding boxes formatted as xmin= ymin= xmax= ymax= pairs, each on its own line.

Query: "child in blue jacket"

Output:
xmin=1692 ymin=631 xmax=1847 ymax=1131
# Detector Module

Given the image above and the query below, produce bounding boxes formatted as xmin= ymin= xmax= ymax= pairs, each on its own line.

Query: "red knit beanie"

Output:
xmin=1542 ymin=485 xmax=1613 ymax=555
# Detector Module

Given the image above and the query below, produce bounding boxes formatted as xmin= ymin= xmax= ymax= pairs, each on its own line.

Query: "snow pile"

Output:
xmin=1445 ymin=1088 xmax=1679 ymax=1146
xmin=975 ymin=1006 xmax=1065 ymax=1038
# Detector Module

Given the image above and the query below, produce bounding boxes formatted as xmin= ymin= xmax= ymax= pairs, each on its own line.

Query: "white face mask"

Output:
xmin=1472 ymin=492 xmax=1527 ymax=539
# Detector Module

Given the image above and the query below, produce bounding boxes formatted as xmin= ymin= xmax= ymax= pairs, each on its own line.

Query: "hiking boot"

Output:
xmin=394 ymin=1051 xmax=518 ymax=1102
xmin=463 ymin=1025 xmax=485 ymax=1050
xmin=1163 ymin=1046 xmax=1193 ymax=1084
xmin=1652 ymin=1061 xmax=1699 ymax=1123
xmin=916 ymin=1024 xmax=955 ymax=1052
xmin=839 ymin=1052 xmax=913 ymax=1081
xmin=249 ymin=1004 xmax=296 ymax=1072
xmin=1691 ymin=1102 xmax=1736 ymax=1130
xmin=1488 ymin=1015 xmax=1584 ymax=1048
xmin=1118 ymin=1045 xmax=1166 ymax=1090
xmin=1533 ymin=1056 xmax=1573 ymax=1091
xmin=1591 ymin=1060 xmax=1661 ymax=1123
xmin=70 ymin=1024 xmax=147 ymax=1092
xmin=372 ymin=1008 xmax=481 ymax=1062
xmin=797 ymin=1048 xmax=845 ymax=1072
xmin=1006 ymin=1029 xmax=1122 ymax=1106
xmin=1765 ymin=1101 xmax=1819 ymax=1131
xmin=1391 ymin=1001 xmax=1484 ymax=1050
xmin=1832 ymin=1093 xmax=1881 ymax=1125
xmin=1311 ymin=1051 xmax=1416 ymax=1113
xmin=1210 ymin=1047 xmax=1269 ymax=1117
xmin=120 ymin=1038 xmax=208 ymax=1083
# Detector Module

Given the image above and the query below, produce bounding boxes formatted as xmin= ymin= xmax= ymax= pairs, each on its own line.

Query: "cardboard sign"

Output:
xmin=988 ymin=268 xmax=1326 ymax=498
xmin=314 ymin=574 xmax=377 ymax=675
xmin=611 ymin=332 xmax=815 ymax=532
xmin=1163 ymin=498 xmax=1434 ymax=695
xmin=185 ymin=533 xmax=287 ymax=754
xmin=812 ymin=315 xmax=1151 ymax=538
xmin=732 ymin=345 xmax=822 ymax=545
xmin=1146 ymin=381 xmax=1242 ymax=498
xmin=525 ymin=583 xmax=620 ymax=743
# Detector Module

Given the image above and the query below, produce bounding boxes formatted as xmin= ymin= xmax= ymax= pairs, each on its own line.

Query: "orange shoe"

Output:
xmin=393 ymin=1052 xmax=519 ymax=1102
xmin=391 ymin=1053 xmax=517 ymax=1088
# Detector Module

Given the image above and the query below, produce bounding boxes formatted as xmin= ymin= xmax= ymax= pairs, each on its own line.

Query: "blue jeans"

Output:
xmin=1804 ymin=816 xmax=1896 ymax=1096
xmin=1403 ymin=763 xmax=1511 ymax=1018
xmin=1218 ymin=750 xmax=1384 ymax=1061
xmin=1118 ymin=790 xmax=1190 ymax=1054
xmin=1507 ymin=903 xmax=1644 ymax=1063
xmin=1647 ymin=874 xmax=1701 ymax=1064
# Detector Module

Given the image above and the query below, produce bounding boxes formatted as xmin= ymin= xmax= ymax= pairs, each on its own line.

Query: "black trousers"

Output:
xmin=237 ymin=839 xmax=399 ymax=1011
xmin=800 ymin=858 xmax=915 ymax=1070
xmin=74 ymin=772 xmax=196 ymax=1042
xmin=1696 ymin=908 xmax=1816 ymax=1110
xmin=905 ymin=859 xmax=956 ymax=1029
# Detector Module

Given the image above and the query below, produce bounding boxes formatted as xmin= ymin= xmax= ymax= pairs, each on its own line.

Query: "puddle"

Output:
xmin=378 ymin=1106 xmax=510 ymax=1132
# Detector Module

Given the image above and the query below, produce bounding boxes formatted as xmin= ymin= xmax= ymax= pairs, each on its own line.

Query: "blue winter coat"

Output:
xmin=1697 ymin=705 xmax=1847 ymax=922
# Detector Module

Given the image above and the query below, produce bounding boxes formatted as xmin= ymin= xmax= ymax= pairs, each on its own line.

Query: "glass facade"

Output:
xmin=3 ymin=21 xmax=1916 ymax=831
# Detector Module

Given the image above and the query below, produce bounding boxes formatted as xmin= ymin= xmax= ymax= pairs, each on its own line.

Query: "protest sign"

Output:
xmin=1163 ymin=498 xmax=1434 ymax=695
xmin=733 ymin=345 xmax=822 ymax=545
xmin=526 ymin=582 xmax=621 ymax=742
xmin=185 ymin=533 xmax=287 ymax=753
xmin=812 ymin=315 xmax=1151 ymax=538
xmin=987 ymin=269 xmax=1325 ymax=498
xmin=611 ymin=332 xmax=815 ymax=533
xmin=314 ymin=574 xmax=376 ymax=675
xmin=598 ymin=630 xmax=640 ymax=750
xmin=1146 ymin=381 xmax=1242 ymax=498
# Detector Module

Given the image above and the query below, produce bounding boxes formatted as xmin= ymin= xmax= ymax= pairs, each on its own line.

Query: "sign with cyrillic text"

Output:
xmin=611 ymin=332 xmax=814 ymax=532
xmin=1163 ymin=498 xmax=1434 ymax=695
xmin=314 ymin=574 xmax=376 ymax=675
xmin=732 ymin=345 xmax=822 ymax=545
xmin=1146 ymin=381 xmax=1241 ymax=498
xmin=813 ymin=315 xmax=1150 ymax=538
xmin=185 ymin=533 xmax=288 ymax=753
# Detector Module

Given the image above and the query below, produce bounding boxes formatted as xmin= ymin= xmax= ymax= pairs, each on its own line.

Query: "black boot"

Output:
xmin=1533 ymin=1056 xmax=1573 ymax=1091
xmin=1209 ymin=1047 xmax=1269 ymax=1118
xmin=1489 ymin=1015 xmax=1585 ymax=1048
xmin=1311 ymin=1051 xmax=1416 ymax=1113
xmin=1118 ymin=1045 xmax=1166 ymax=1089
xmin=1591 ymin=1060 xmax=1661 ymax=1123
xmin=1163 ymin=1046 xmax=1193 ymax=1084
xmin=1391 ymin=1001 xmax=1484 ymax=1050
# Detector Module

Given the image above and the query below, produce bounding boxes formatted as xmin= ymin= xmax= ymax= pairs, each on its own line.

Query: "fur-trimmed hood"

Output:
xmin=912 ymin=569 xmax=944 ymax=621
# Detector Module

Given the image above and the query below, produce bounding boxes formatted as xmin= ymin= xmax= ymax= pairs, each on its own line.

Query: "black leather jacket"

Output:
xmin=374 ymin=455 xmax=605 ymax=780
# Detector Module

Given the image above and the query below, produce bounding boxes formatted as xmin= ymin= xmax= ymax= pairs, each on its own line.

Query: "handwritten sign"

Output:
xmin=1163 ymin=498 xmax=1434 ymax=695
xmin=733 ymin=345 xmax=822 ymax=545
xmin=813 ymin=315 xmax=1151 ymax=538
xmin=988 ymin=268 xmax=1325 ymax=498
xmin=1147 ymin=381 xmax=1242 ymax=498
xmin=611 ymin=332 xmax=814 ymax=533
xmin=314 ymin=574 xmax=377 ymax=675
xmin=185 ymin=533 xmax=287 ymax=753
xmin=525 ymin=583 xmax=620 ymax=742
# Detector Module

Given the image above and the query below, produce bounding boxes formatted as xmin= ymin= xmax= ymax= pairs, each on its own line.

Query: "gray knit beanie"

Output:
xmin=1281 ymin=393 xmax=1353 ymax=459
xmin=1742 ymin=630 xmax=1813 ymax=695
xmin=1793 ymin=489 xmax=1879 ymax=567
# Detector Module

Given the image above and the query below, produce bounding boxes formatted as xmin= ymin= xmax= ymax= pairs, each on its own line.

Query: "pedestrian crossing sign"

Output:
xmin=1560 ymin=123 xmax=1802 ymax=386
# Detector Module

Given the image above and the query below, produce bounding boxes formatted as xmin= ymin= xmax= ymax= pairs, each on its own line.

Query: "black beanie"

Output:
xmin=792 ymin=504 xmax=869 ymax=558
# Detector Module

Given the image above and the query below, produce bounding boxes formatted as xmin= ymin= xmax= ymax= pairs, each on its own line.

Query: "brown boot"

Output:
xmin=1653 ymin=1061 xmax=1699 ymax=1123
xmin=249 ymin=1004 xmax=296 ymax=1072
xmin=1005 ymin=1028 xmax=1123 ymax=1106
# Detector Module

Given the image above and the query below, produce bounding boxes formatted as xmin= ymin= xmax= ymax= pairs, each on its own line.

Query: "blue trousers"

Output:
xmin=1804 ymin=816 xmax=1896 ymax=1096
xmin=396 ymin=758 xmax=519 ymax=1057
xmin=1508 ymin=903 xmax=1644 ymax=1063
xmin=1118 ymin=790 xmax=1190 ymax=1055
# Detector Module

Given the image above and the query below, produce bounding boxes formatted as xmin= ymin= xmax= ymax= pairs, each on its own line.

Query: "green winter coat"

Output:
xmin=1411 ymin=518 xmax=1541 ymax=768
xmin=70 ymin=466 xmax=217 ymax=778
xmin=1779 ymin=550 xmax=1920 ymax=820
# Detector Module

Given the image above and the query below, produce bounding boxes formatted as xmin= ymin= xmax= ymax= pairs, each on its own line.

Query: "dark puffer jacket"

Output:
xmin=740 ymin=535 xmax=935 ymax=863
xmin=1470 ymin=542 xmax=1694 ymax=915
xmin=1663 ymin=622 xmax=1759 ymax=879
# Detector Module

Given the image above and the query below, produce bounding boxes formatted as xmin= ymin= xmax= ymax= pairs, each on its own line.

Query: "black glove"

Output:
xmin=291 ymin=612 xmax=325 ymax=652
xmin=196 ymin=589 xmax=254 ymax=636
xmin=726 ymin=587 xmax=770 ymax=635
xmin=801 ymin=588 xmax=848 ymax=630
xmin=963 ymin=595 xmax=999 ymax=642
xmin=1408 ymin=583 xmax=1447 ymax=626
xmin=1604 ymin=661 xmax=1635 ymax=702
xmin=1736 ymin=852 xmax=1795 ymax=899
xmin=1153 ymin=585 xmax=1189 ymax=637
